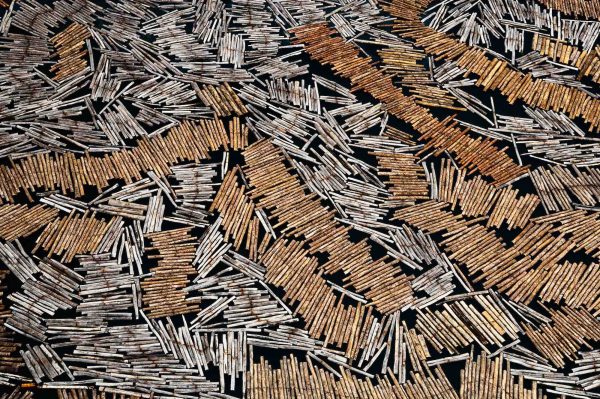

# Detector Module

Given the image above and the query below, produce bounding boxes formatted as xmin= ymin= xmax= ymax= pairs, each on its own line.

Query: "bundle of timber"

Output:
xmin=0 ymin=0 xmax=598 ymax=397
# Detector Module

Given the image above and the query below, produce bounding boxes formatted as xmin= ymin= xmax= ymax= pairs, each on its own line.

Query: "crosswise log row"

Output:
xmin=33 ymin=211 xmax=122 ymax=262
xmin=211 ymin=166 xmax=404 ymax=356
xmin=209 ymin=169 xmax=262 ymax=256
xmin=394 ymin=200 xmax=600 ymax=312
xmin=142 ymin=227 xmax=199 ymax=319
xmin=291 ymin=23 xmax=528 ymax=186
xmin=247 ymin=354 xmax=459 ymax=399
xmin=243 ymin=139 xmax=414 ymax=314
xmin=261 ymin=237 xmax=379 ymax=357
xmin=434 ymin=159 xmax=540 ymax=229
xmin=49 ymin=22 xmax=91 ymax=81
xmin=385 ymin=0 xmax=600 ymax=132
xmin=373 ymin=151 xmax=429 ymax=206
xmin=247 ymin=352 xmax=555 ymax=399
xmin=532 ymin=33 xmax=600 ymax=84
xmin=535 ymin=0 xmax=600 ymax=19
xmin=0 ymin=204 xmax=59 ymax=241
xmin=0 ymin=117 xmax=248 ymax=203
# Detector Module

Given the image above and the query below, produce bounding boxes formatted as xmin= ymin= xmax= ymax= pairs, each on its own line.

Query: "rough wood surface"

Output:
xmin=0 ymin=0 xmax=598 ymax=397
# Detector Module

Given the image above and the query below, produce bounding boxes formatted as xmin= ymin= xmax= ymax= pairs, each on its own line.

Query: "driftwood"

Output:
xmin=0 ymin=0 xmax=598 ymax=397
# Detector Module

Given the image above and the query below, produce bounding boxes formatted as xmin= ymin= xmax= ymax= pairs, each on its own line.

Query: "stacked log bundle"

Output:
xmin=536 ymin=0 xmax=600 ymax=19
xmin=291 ymin=22 xmax=530 ymax=187
xmin=384 ymin=0 xmax=600 ymax=131
xmin=0 ymin=205 xmax=59 ymax=241
xmin=0 ymin=0 xmax=598 ymax=397
xmin=532 ymin=34 xmax=600 ymax=83
xmin=33 ymin=212 xmax=121 ymax=262
xmin=373 ymin=151 xmax=430 ymax=206
xmin=49 ymin=23 xmax=91 ymax=81
xmin=142 ymin=228 xmax=199 ymax=318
